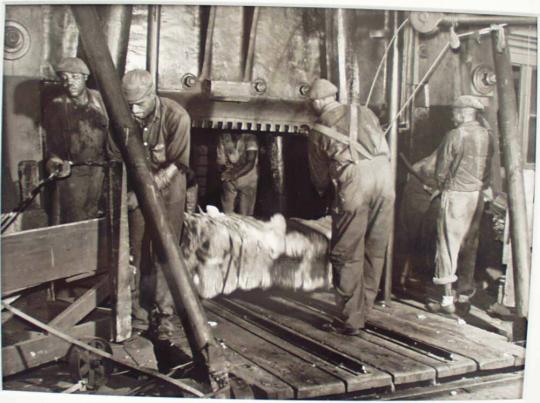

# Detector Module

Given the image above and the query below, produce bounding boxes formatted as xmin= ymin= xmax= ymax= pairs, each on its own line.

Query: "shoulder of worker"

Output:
xmin=87 ymin=89 xmax=109 ymax=115
xmin=242 ymin=132 xmax=259 ymax=150
xmin=159 ymin=96 xmax=190 ymax=118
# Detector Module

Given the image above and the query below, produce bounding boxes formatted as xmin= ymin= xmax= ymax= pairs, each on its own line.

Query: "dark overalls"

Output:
xmin=308 ymin=103 xmax=395 ymax=330
xmin=43 ymin=89 xmax=109 ymax=224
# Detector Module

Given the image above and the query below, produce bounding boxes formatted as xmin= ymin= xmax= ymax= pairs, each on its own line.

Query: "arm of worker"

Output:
xmin=307 ymin=134 xmax=331 ymax=197
xmin=154 ymin=107 xmax=191 ymax=189
xmin=221 ymin=134 xmax=258 ymax=181
xmin=221 ymin=150 xmax=257 ymax=182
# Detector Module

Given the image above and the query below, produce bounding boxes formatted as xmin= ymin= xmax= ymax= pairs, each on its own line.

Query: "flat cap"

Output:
xmin=56 ymin=57 xmax=90 ymax=75
xmin=122 ymin=69 xmax=155 ymax=103
xmin=309 ymin=78 xmax=338 ymax=100
xmin=453 ymin=95 xmax=485 ymax=111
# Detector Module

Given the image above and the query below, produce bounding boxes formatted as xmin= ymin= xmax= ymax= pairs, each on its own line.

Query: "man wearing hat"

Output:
xmin=43 ymin=57 xmax=109 ymax=224
xmin=428 ymin=95 xmax=492 ymax=314
xmin=115 ymin=69 xmax=191 ymax=338
xmin=307 ymin=78 xmax=395 ymax=335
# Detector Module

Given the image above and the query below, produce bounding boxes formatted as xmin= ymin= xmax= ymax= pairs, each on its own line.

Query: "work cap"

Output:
xmin=56 ymin=57 xmax=90 ymax=75
xmin=309 ymin=78 xmax=338 ymax=100
xmin=453 ymin=95 xmax=485 ymax=111
xmin=122 ymin=69 xmax=155 ymax=103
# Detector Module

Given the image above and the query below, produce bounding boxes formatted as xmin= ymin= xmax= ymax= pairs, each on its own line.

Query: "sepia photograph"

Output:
xmin=1 ymin=0 xmax=539 ymax=401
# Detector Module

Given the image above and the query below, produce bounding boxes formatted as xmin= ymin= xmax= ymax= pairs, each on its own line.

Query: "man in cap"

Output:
xmin=307 ymin=78 xmax=395 ymax=335
xmin=43 ymin=57 xmax=109 ymax=224
xmin=216 ymin=131 xmax=259 ymax=215
xmin=115 ymin=69 xmax=190 ymax=338
xmin=428 ymin=95 xmax=492 ymax=314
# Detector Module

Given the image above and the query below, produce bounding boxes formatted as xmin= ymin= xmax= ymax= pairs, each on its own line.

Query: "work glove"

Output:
xmin=46 ymin=156 xmax=71 ymax=178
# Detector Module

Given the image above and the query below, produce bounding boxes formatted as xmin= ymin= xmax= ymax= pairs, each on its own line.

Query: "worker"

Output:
xmin=428 ymin=95 xmax=492 ymax=315
xmin=117 ymin=69 xmax=191 ymax=338
xmin=306 ymin=78 xmax=395 ymax=336
xmin=43 ymin=57 xmax=109 ymax=224
xmin=216 ymin=131 xmax=259 ymax=215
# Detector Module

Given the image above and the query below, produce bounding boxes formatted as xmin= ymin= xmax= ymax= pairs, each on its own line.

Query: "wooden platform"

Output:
xmin=172 ymin=290 xmax=525 ymax=399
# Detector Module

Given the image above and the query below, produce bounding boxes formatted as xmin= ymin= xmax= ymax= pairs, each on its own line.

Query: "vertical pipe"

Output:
xmin=336 ymin=8 xmax=348 ymax=103
xmin=70 ymin=4 xmax=218 ymax=361
xmin=491 ymin=29 xmax=531 ymax=318
xmin=146 ymin=5 xmax=161 ymax=81
xmin=384 ymin=11 xmax=400 ymax=305
xmin=200 ymin=6 xmax=217 ymax=80
xmin=242 ymin=7 xmax=259 ymax=82
xmin=97 ymin=5 xmax=132 ymax=76
xmin=270 ymin=136 xmax=286 ymax=214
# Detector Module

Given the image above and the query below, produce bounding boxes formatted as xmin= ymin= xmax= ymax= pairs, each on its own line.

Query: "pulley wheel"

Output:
xmin=68 ymin=337 xmax=113 ymax=390
xmin=409 ymin=12 xmax=444 ymax=34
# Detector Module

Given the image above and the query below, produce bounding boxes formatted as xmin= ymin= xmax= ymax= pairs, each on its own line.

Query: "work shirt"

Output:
xmin=435 ymin=120 xmax=491 ymax=192
xmin=308 ymin=102 xmax=389 ymax=195
xmin=216 ymin=132 xmax=259 ymax=187
xmin=43 ymin=89 xmax=109 ymax=224
xmin=137 ymin=96 xmax=191 ymax=174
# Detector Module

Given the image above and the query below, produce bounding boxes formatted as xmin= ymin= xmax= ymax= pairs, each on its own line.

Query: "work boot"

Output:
xmin=150 ymin=314 xmax=176 ymax=341
xmin=322 ymin=319 xmax=361 ymax=336
xmin=456 ymin=292 xmax=474 ymax=315
xmin=426 ymin=295 xmax=456 ymax=315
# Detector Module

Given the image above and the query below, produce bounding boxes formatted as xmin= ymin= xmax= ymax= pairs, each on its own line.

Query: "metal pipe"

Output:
xmin=384 ymin=11 xmax=400 ymax=305
xmin=146 ymin=5 xmax=161 ymax=81
xmin=70 ymin=4 xmax=223 ymax=371
xmin=491 ymin=28 xmax=531 ymax=318
xmin=243 ymin=7 xmax=260 ymax=82
xmin=200 ymin=6 xmax=217 ymax=79
xmin=336 ymin=8 xmax=348 ymax=103
xmin=442 ymin=15 xmax=536 ymax=26
xmin=97 ymin=5 xmax=132 ymax=76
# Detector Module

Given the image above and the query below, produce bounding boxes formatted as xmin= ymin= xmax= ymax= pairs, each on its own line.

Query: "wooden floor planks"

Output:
xmin=172 ymin=290 xmax=524 ymax=399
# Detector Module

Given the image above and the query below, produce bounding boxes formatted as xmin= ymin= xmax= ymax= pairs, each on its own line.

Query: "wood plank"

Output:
xmin=1 ymin=218 xmax=108 ymax=297
xmin=227 ymin=294 xmax=435 ymax=386
xmin=376 ymin=298 xmax=526 ymax=367
xmin=2 ymin=315 xmax=111 ymax=377
xmin=107 ymin=163 xmax=132 ymax=342
xmin=206 ymin=299 xmax=387 ymax=395
xmin=48 ymin=275 xmax=110 ymax=330
xmin=275 ymin=293 xmax=476 ymax=379
xmin=167 ymin=318 xmax=295 ymax=399
xmin=308 ymin=292 xmax=515 ymax=371
xmin=205 ymin=309 xmax=347 ymax=398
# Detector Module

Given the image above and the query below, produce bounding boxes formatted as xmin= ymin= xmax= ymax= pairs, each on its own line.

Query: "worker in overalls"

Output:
xmin=428 ymin=95 xmax=492 ymax=315
xmin=43 ymin=57 xmax=109 ymax=224
xmin=307 ymin=78 xmax=395 ymax=335
xmin=217 ymin=132 xmax=259 ymax=215
xmin=119 ymin=69 xmax=191 ymax=339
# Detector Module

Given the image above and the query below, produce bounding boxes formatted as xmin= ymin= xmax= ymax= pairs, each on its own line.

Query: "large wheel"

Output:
xmin=67 ymin=337 xmax=113 ymax=390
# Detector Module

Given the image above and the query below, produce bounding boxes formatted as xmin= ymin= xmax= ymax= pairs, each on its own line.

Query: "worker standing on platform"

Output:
xmin=117 ymin=69 xmax=191 ymax=339
xmin=43 ymin=57 xmax=109 ymax=224
xmin=217 ymin=131 xmax=259 ymax=215
xmin=428 ymin=95 xmax=492 ymax=315
xmin=306 ymin=78 xmax=395 ymax=335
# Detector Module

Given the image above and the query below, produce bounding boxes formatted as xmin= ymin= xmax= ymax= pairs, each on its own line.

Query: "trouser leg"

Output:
xmin=221 ymin=180 xmax=237 ymax=213
xmin=434 ymin=191 xmax=479 ymax=287
xmin=237 ymin=182 xmax=258 ymax=216
xmin=364 ymin=184 xmax=395 ymax=314
xmin=457 ymin=195 xmax=484 ymax=296
xmin=128 ymin=207 xmax=150 ymax=322
xmin=330 ymin=207 xmax=369 ymax=329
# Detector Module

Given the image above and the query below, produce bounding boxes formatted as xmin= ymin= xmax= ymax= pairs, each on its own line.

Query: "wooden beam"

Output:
xmin=48 ymin=275 xmax=110 ymax=330
xmin=2 ymin=315 xmax=111 ymax=377
xmin=108 ymin=163 xmax=131 ymax=342
xmin=1 ymin=218 xmax=107 ymax=297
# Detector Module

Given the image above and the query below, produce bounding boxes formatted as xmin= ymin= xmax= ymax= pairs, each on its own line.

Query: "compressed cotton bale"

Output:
xmin=180 ymin=210 xmax=334 ymax=299
xmin=181 ymin=212 xmax=287 ymax=299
